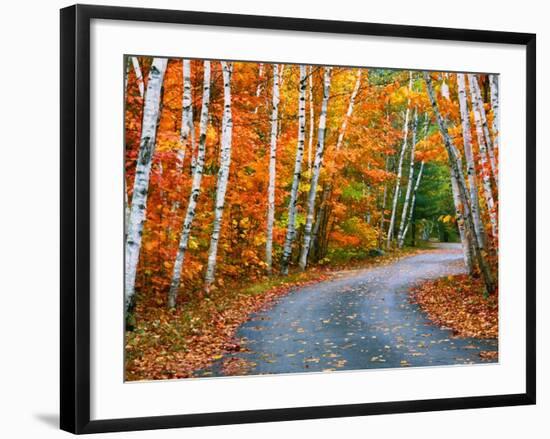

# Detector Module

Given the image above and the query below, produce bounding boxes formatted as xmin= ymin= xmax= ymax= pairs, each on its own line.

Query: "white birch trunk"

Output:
xmin=265 ymin=64 xmax=280 ymax=274
xmin=280 ymin=66 xmax=307 ymax=275
xmin=450 ymin=171 xmax=474 ymax=273
xmin=335 ymin=69 xmax=362 ymax=151
xmin=298 ymin=67 xmax=332 ymax=270
xmin=386 ymin=72 xmax=413 ymax=249
xmin=124 ymin=58 xmax=131 ymax=237
xmin=204 ymin=62 xmax=234 ymax=290
xmin=400 ymin=161 xmax=424 ymax=243
xmin=440 ymin=73 xmax=450 ymax=100
xmin=254 ymin=63 xmax=264 ymax=114
xmin=424 ymin=72 xmax=495 ymax=292
xmin=178 ymin=59 xmax=195 ymax=168
xmin=132 ymin=56 xmax=144 ymax=98
xmin=457 ymin=73 xmax=486 ymax=250
xmin=472 ymin=95 xmax=498 ymax=241
xmin=306 ymin=69 xmax=362 ymax=258
xmin=489 ymin=74 xmax=500 ymax=147
xmin=167 ymin=61 xmax=211 ymax=308
xmin=378 ymin=156 xmax=390 ymax=248
xmin=124 ymin=58 xmax=167 ymax=315
xmin=397 ymin=109 xmax=418 ymax=248
xmin=307 ymin=66 xmax=315 ymax=171
xmin=468 ymin=74 xmax=498 ymax=185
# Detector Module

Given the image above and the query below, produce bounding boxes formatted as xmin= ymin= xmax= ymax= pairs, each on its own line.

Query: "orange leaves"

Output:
xmin=363 ymin=168 xmax=392 ymax=184
xmin=126 ymin=267 xmax=331 ymax=381
xmin=410 ymin=274 xmax=498 ymax=339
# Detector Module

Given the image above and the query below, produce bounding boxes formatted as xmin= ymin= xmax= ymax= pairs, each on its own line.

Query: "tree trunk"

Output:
xmin=124 ymin=57 xmax=167 ymax=316
xmin=299 ymin=67 xmax=332 ymax=270
xmin=457 ymin=73 xmax=486 ymax=250
xmin=424 ymin=72 xmax=495 ymax=294
xmin=489 ymin=74 xmax=500 ymax=149
xmin=280 ymin=66 xmax=308 ymax=275
xmin=307 ymin=66 xmax=315 ymax=171
xmin=254 ymin=63 xmax=264 ymax=114
xmin=471 ymin=86 xmax=498 ymax=241
xmin=387 ymin=72 xmax=413 ymax=249
xmin=378 ymin=156 xmax=389 ymax=249
xmin=450 ymin=168 xmax=474 ymax=273
xmin=167 ymin=61 xmax=211 ymax=308
xmin=204 ymin=62 xmax=234 ymax=291
xmin=310 ymin=185 xmax=330 ymax=260
xmin=265 ymin=64 xmax=280 ymax=274
xmin=468 ymin=74 xmax=498 ymax=185
xmin=308 ymin=69 xmax=361 ymax=261
xmin=335 ymin=69 xmax=362 ymax=151
xmin=132 ymin=56 xmax=144 ymax=98
xmin=167 ymin=59 xmax=195 ymax=242
xmin=401 ymin=161 xmax=424 ymax=245
xmin=397 ymin=109 xmax=418 ymax=248
xmin=178 ymin=59 xmax=195 ymax=169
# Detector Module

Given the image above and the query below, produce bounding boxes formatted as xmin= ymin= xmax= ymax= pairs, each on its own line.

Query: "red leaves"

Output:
xmin=410 ymin=274 xmax=498 ymax=339
xmin=126 ymin=269 xmax=331 ymax=381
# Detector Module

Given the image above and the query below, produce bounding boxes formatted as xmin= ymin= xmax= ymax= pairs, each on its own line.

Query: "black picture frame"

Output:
xmin=60 ymin=4 xmax=536 ymax=434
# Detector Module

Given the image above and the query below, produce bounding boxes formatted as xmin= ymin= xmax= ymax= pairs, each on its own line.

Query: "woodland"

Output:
xmin=124 ymin=57 xmax=499 ymax=380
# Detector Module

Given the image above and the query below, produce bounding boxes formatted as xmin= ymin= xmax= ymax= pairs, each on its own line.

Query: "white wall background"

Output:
xmin=0 ymin=0 xmax=545 ymax=437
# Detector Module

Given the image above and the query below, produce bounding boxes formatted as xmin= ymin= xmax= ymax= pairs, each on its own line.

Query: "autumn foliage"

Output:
xmin=124 ymin=57 xmax=499 ymax=380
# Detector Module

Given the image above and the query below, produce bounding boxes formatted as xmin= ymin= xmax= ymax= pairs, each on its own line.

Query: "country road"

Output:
xmin=196 ymin=243 xmax=498 ymax=377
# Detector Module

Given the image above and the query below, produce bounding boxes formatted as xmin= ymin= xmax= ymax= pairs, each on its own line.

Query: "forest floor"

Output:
xmin=126 ymin=246 xmax=427 ymax=381
xmin=125 ymin=243 xmax=499 ymax=381
xmin=195 ymin=243 xmax=498 ymax=377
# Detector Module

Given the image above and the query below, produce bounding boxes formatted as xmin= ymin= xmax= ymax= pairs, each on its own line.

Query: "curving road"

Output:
xmin=197 ymin=243 xmax=498 ymax=377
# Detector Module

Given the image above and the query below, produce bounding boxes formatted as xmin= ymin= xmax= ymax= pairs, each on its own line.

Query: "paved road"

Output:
xmin=197 ymin=243 xmax=498 ymax=377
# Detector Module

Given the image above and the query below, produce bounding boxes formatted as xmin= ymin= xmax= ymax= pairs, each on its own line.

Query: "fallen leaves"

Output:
xmin=410 ymin=274 xmax=498 ymax=339
xmin=479 ymin=350 xmax=499 ymax=361
xmin=125 ymin=269 xmax=332 ymax=381
xmin=126 ymin=248 xmax=422 ymax=381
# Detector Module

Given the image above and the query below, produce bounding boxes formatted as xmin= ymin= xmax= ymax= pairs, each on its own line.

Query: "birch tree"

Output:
xmin=489 ymin=74 xmax=500 ymax=147
xmin=307 ymin=66 xmax=315 ymax=170
xmin=280 ymin=66 xmax=307 ymax=275
xmin=204 ymin=62 xmax=234 ymax=291
xmin=167 ymin=61 xmax=211 ymax=308
xmin=178 ymin=59 xmax=195 ymax=168
xmin=132 ymin=56 xmax=144 ymax=98
xmin=424 ymin=72 xmax=495 ymax=293
xmin=387 ymin=72 xmax=413 ymax=249
xmin=265 ymin=64 xmax=280 ymax=274
xmin=397 ymin=109 xmax=418 ymax=248
xmin=400 ymin=160 xmax=425 ymax=245
xmin=124 ymin=57 xmax=167 ymax=316
xmin=335 ymin=69 xmax=362 ymax=151
xmin=299 ymin=67 xmax=332 ymax=270
xmin=308 ymin=69 xmax=362 ymax=258
xmin=168 ymin=59 xmax=196 ymax=237
xmin=378 ymin=156 xmax=390 ymax=249
xmin=457 ymin=73 xmax=486 ymax=250
xmin=468 ymin=74 xmax=498 ymax=185
xmin=450 ymin=171 xmax=474 ymax=273
xmin=254 ymin=63 xmax=264 ymax=114
xmin=471 ymin=92 xmax=498 ymax=240
xmin=124 ymin=56 xmax=144 ymax=237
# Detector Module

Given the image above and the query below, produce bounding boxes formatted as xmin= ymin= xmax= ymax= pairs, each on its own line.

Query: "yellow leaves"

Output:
xmin=206 ymin=125 xmax=217 ymax=143
xmin=188 ymin=237 xmax=199 ymax=250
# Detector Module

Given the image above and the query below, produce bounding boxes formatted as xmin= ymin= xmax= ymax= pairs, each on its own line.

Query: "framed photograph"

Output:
xmin=60 ymin=4 xmax=536 ymax=434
